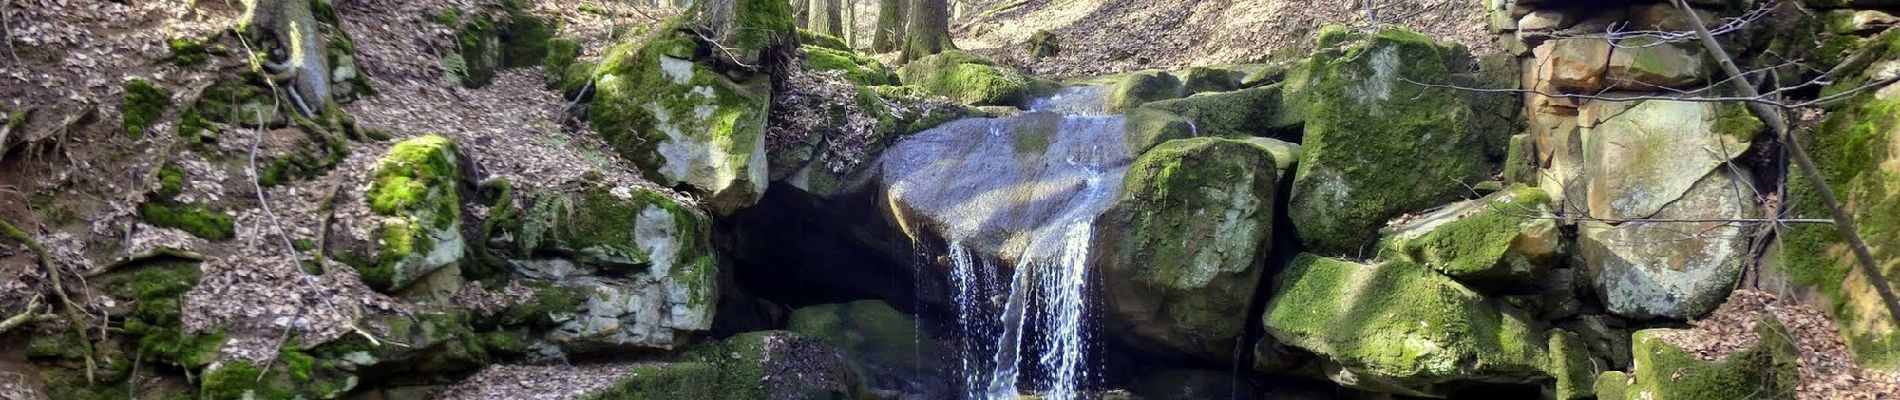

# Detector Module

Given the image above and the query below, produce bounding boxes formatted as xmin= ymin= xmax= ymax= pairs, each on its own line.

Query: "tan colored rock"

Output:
xmin=1606 ymin=41 xmax=1706 ymax=90
xmin=1518 ymin=10 xmax=1569 ymax=32
xmin=1625 ymin=3 xmax=1719 ymax=32
xmin=1582 ymin=99 xmax=1753 ymax=221
xmin=1536 ymin=39 xmax=1612 ymax=93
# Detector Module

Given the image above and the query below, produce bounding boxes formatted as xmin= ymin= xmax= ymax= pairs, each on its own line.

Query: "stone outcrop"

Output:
xmin=1286 ymin=28 xmax=1492 ymax=256
xmin=1093 ymin=137 xmax=1282 ymax=362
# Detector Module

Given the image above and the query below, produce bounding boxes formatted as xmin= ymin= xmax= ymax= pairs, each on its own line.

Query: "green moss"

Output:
xmin=896 ymin=50 xmax=1035 ymax=106
xmin=1105 ymin=70 xmax=1183 ymax=113
xmin=544 ymin=37 xmax=583 ymax=88
xmin=166 ymin=35 xmax=223 ymax=66
xmin=140 ymin=202 xmax=234 ymax=240
xmin=1027 ymin=29 xmax=1059 ymax=59
xmin=1288 ymin=27 xmax=1487 ymax=256
xmin=1779 ymin=94 xmax=1900 ymax=368
xmin=787 ymin=300 xmax=926 ymax=377
xmin=799 ymin=28 xmax=849 ymax=50
xmin=1142 ymin=84 xmax=1289 ymax=140
xmin=193 ymin=79 xmax=280 ymax=127
xmin=122 ymin=78 xmax=169 ymax=138
xmin=806 ymin=46 xmax=896 ymax=86
xmin=368 ymin=135 xmax=460 ymax=217
xmin=428 ymin=8 xmax=462 ymax=25
xmin=357 ymin=135 xmax=462 ymax=291
xmin=1609 ymin=320 xmax=1800 ymax=399
xmin=588 ymin=33 xmax=770 ymax=199
xmin=154 ymin=164 xmax=185 ymax=199
xmin=1177 ymin=67 xmax=1238 ymax=94
xmin=501 ymin=7 xmax=554 ymax=68
xmin=1122 ymin=107 xmax=1195 ymax=156
xmin=591 ymin=332 xmax=846 ymax=400
xmin=1714 ymin=101 xmax=1765 ymax=143
xmin=1378 ymin=185 xmax=1551 ymax=280
xmin=1263 ymin=254 xmax=1572 ymax=396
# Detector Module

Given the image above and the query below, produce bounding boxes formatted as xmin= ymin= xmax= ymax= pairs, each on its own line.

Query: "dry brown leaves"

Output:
xmin=954 ymin=0 xmax=1497 ymax=79
xmin=433 ymin=362 xmax=642 ymax=400
xmin=1653 ymin=290 xmax=1900 ymax=400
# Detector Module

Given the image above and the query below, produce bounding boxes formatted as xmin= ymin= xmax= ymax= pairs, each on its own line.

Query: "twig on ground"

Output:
xmin=0 ymin=295 xmax=42 ymax=334
xmin=0 ymin=219 xmax=95 ymax=382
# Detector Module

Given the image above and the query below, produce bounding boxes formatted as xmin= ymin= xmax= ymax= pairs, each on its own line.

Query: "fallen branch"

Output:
xmin=0 ymin=295 xmax=41 ymax=334
xmin=1674 ymin=0 xmax=1900 ymax=324
xmin=0 ymin=219 xmax=95 ymax=382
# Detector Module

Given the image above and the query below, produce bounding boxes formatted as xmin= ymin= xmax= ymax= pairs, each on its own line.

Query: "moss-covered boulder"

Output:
xmin=1286 ymin=28 xmax=1491 ymax=256
xmin=1261 ymin=254 xmax=1597 ymax=398
xmin=1605 ymin=40 xmax=1706 ymax=90
xmin=1105 ymin=70 xmax=1183 ymax=113
xmin=1177 ymin=66 xmax=1240 ymax=94
xmin=1093 ymin=137 xmax=1281 ymax=361
xmin=1593 ymin=319 xmax=1799 ymax=400
xmin=498 ymin=185 xmax=720 ymax=352
xmin=897 ymin=50 xmax=1037 ymax=106
xmin=590 ymin=33 xmax=772 ymax=215
xmin=1581 ymin=168 xmax=1758 ymax=320
xmin=1141 ymin=84 xmax=1292 ymax=140
xmin=787 ymin=300 xmax=951 ymax=396
xmin=588 ymin=331 xmax=856 ymax=399
xmin=355 ymin=135 xmax=465 ymax=292
xmin=1775 ymin=93 xmax=1900 ymax=368
xmin=1379 ymin=185 xmax=1561 ymax=287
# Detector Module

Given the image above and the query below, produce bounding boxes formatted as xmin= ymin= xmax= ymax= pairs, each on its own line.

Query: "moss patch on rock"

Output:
xmin=589 ymin=33 xmax=772 ymax=214
xmin=139 ymin=202 xmax=234 ymax=240
xmin=1378 ymin=185 xmax=1557 ymax=285
xmin=1142 ymin=84 xmax=1291 ymax=140
xmin=1262 ymin=254 xmax=1593 ymax=397
xmin=1286 ymin=27 xmax=1489 ymax=256
xmin=1095 ymin=137 xmax=1280 ymax=360
xmin=1105 ymin=70 xmax=1183 ymax=113
xmin=896 ymin=50 xmax=1036 ymax=106
xmin=589 ymin=331 xmax=853 ymax=400
xmin=805 ymin=46 xmax=896 ymax=86
xmin=122 ymin=78 xmax=169 ymax=138
xmin=1595 ymin=319 xmax=1799 ymax=400
xmin=1778 ymin=93 xmax=1900 ymax=368
xmin=357 ymin=135 xmax=465 ymax=292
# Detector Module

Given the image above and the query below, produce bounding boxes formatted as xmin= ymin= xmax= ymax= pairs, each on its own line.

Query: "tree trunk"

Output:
xmin=872 ymin=0 xmax=904 ymax=52
xmin=242 ymin=0 xmax=330 ymax=117
xmin=809 ymin=0 xmax=844 ymax=38
xmin=845 ymin=0 xmax=857 ymax=48
xmin=792 ymin=0 xmax=810 ymax=29
xmin=900 ymin=0 xmax=952 ymax=62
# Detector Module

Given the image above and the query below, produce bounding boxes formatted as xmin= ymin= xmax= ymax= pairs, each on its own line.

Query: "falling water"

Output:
xmin=882 ymin=86 xmax=1129 ymax=399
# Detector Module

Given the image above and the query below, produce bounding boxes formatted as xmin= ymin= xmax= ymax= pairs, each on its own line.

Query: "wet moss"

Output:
xmin=122 ymin=78 xmax=169 ymax=138
xmin=140 ymin=202 xmax=234 ymax=240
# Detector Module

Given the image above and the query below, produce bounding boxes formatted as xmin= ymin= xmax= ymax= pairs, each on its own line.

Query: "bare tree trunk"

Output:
xmin=792 ymin=0 xmax=811 ymax=29
xmin=809 ymin=0 xmax=844 ymax=38
xmin=1673 ymin=0 xmax=1900 ymax=323
xmin=242 ymin=0 xmax=331 ymax=117
xmin=845 ymin=0 xmax=857 ymax=48
xmin=900 ymin=0 xmax=952 ymax=62
xmin=873 ymin=0 xmax=904 ymax=52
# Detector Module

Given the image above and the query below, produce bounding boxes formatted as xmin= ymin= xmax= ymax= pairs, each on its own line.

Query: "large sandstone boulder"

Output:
xmin=589 ymin=33 xmax=772 ymax=215
xmin=1092 ymin=137 xmax=1281 ymax=362
xmin=1287 ymin=28 xmax=1492 ymax=256
xmin=351 ymin=135 xmax=466 ymax=292
xmin=1379 ymin=185 xmax=1562 ymax=287
xmin=1581 ymin=168 xmax=1759 ymax=320
xmin=1262 ymin=254 xmax=1597 ymax=398
xmin=1581 ymin=99 xmax=1756 ymax=221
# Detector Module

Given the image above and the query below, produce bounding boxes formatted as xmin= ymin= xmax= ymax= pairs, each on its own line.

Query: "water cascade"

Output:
xmin=880 ymin=87 xmax=1131 ymax=399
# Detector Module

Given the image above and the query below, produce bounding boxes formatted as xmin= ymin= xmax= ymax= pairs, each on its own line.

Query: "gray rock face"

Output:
xmin=1581 ymin=168 xmax=1759 ymax=320
xmin=1582 ymin=99 xmax=1753 ymax=221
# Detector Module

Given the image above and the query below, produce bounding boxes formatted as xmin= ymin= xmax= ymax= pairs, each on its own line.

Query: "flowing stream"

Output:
xmin=881 ymin=87 xmax=1131 ymax=399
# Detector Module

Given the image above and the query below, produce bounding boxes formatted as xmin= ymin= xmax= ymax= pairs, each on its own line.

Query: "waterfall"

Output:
xmin=885 ymin=87 xmax=1128 ymax=399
